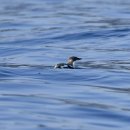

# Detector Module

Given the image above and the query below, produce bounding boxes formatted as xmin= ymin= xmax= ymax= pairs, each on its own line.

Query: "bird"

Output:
xmin=54 ymin=56 xmax=82 ymax=69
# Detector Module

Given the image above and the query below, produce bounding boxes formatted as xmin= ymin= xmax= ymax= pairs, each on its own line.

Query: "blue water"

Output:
xmin=0 ymin=0 xmax=130 ymax=130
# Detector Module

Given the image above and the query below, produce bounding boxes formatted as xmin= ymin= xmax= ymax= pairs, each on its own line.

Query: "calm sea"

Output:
xmin=0 ymin=0 xmax=130 ymax=130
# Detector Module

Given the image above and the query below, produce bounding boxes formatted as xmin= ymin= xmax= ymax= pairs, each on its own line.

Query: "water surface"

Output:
xmin=0 ymin=0 xmax=130 ymax=130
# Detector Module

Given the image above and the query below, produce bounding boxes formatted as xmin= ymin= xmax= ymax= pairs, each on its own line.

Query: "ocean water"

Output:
xmin=0 ymin=0 xmax=130 ymax=130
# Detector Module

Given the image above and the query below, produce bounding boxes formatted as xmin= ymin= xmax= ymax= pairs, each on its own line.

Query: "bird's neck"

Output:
xmin=67 ymin=61 xmax=75 ymax=68
xmin=67 ymin=60 xmax=73 ymax=66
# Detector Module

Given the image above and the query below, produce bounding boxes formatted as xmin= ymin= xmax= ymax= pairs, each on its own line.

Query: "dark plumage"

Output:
xmin=54 ymin=56 xmax=82 ymax=69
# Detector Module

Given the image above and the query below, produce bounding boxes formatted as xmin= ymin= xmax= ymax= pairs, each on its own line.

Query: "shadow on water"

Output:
xmin=0 ymin=59 xmax=130 ymax=71
xmin=0 ymin=63 xmax=52 ymax=69
xmin=80 ymin=60 xmax=130 ymax=71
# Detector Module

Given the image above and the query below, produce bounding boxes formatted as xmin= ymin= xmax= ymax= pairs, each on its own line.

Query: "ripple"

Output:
xmin=80 ymin=60 xmax=130 ymax=71
xmin=0 ymin=0 xmax=130 ymax=130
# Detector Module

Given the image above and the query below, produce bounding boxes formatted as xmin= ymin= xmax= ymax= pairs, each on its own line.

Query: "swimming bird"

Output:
xmin=54 ymin=56 xmax=82 ymax=69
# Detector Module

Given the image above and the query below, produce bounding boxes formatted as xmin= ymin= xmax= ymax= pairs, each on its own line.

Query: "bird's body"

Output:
xmin=54 ymin=56 xmax=81 ymax=69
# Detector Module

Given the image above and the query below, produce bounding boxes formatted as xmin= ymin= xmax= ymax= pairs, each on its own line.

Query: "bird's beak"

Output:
xmin=77 ymin=58 xmax=82 ymax=60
